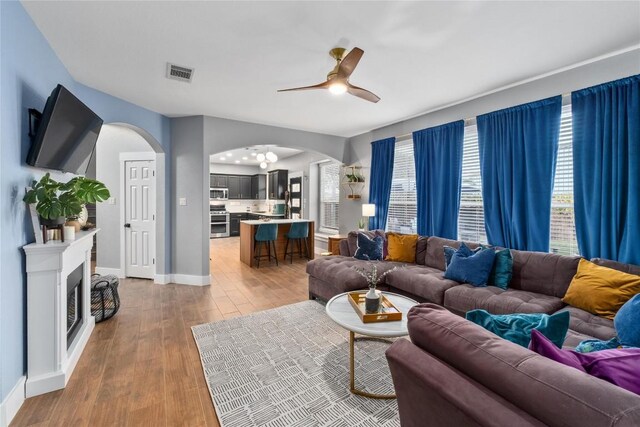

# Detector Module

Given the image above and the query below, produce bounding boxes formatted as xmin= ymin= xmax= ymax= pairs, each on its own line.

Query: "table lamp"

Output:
xmin=362 ymin=204 xmax=375 ymax=230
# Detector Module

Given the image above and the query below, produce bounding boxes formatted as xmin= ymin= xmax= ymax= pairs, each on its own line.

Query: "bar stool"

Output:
xmin=284 ymin=222 xmax=309 ymax=264
xmin=254 ymin=223 xmax=278 ymax=268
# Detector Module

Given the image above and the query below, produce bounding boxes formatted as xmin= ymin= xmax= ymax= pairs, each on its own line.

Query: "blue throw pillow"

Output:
xmin=466 ymin=309 xmax=570 ymax=348
xmin=444 ymin=246 xmax=496 ymax=286
xmin=614 ymin=293 xmax=640 ymax=347
xmin=443 ymin=242 xmax=477 ymax=267
xmin=354 ymin=233 xmax=383 ymax=261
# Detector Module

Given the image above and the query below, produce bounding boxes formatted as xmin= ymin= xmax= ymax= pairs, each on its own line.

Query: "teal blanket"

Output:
xmin=466 ymin=310 xmax=570 ymax=348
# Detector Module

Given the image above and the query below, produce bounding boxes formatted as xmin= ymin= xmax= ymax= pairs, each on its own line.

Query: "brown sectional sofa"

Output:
xmin=307 ymin=230 xmax=640 ymax=426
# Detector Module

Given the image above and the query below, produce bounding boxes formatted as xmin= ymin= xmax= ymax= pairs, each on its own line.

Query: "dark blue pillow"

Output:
xmin=466 ymin=310 xmax=570 ymax=348
xmin=354 ymin=233 xmax=383 ymax=261
xmin=444 ymin=247 xmax=496 ymax=286
xmin=444 ymin=242 xmax=478 ymax=267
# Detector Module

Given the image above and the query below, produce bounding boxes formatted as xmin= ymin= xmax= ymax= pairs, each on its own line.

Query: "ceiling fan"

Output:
xmin=278 ymin=47 xmax=380 ymax=103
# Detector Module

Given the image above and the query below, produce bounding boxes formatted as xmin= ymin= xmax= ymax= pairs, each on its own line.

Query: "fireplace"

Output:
xmin=66 ymin=264 xmax=84 ymax=349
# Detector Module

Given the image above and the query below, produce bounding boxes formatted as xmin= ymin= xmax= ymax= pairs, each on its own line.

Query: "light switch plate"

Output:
xmin=179 ymin=198 xmax=187 ymax=206
xmin=108 ymin=197 xmax=116 ymax=205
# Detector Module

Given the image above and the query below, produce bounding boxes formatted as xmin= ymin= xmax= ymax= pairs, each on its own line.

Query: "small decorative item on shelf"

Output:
xmin=342 ymin=164 xmax=365 ymax=200
xmin=352 ymin=264 xmax=401 ymax=313
xmin=357 ymin=217 xmax=366 ymax=231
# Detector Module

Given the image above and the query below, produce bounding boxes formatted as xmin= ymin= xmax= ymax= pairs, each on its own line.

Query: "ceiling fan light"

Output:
xmin=265 ymin=152 xmax=277 ymax=162
xmin=256 ymin=153 xmax=266 ymax=162
xmin=251 ymin=152 xmax=257 ymax=157
xmin=260 ymin=162 xmax=267 ymax=169
xmin=329 ymin=82 xmax=347 ymax=95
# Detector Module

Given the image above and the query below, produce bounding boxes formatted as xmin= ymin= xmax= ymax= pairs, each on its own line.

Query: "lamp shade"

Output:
xmin=362 ymin=204 xmax=375 ymax=217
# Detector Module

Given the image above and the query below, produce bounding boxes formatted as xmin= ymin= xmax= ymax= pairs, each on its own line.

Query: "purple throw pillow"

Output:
xmin=529 ymin=329 xmax=640 ymax=395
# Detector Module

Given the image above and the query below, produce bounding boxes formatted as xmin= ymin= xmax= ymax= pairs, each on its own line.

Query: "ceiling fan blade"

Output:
xmin=347 ymin=83 xmax=380 ymax=103
xmin=337 ymin=47 xmax=364 ymax=79
xmin=277 ymin=81 xmax=330 ymax=92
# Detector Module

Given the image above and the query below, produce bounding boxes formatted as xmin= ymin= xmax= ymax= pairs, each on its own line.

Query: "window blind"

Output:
xmin=458 ymin=124 xmax=487 ymax=243
xmin=319 ymin=162 xmax=340 ymax=231
xmin=386 ymin=139 xmax=417 ymax=234
xmin=549 ymin=103 xmax=578 ymax=255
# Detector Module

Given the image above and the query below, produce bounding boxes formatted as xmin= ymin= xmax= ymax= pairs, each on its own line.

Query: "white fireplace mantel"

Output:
xmin=23 ymin=228 xmax=99 ymax=397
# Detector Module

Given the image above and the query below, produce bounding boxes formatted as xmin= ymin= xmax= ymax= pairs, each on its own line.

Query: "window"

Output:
xmin=319 ymin=161 xmax=340 ymax=231
xmin=458 ymin=124 xmax=487 ymax=243
xmin=386 ymin=139 xmax=417 ymax=234
xmin=550 ymin=103 xmax=578 ymax=255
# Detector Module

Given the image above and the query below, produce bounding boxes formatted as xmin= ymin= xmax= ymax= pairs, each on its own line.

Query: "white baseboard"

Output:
xmin=0 ymin=376 xmax=25 ymax=427
xmin=154 ymin=274 xmax=171 ymax=285
xmin=171 ymin=274 xmax=211 ymax=286
xmin=94 ymin=266 xmax=124 ymax=278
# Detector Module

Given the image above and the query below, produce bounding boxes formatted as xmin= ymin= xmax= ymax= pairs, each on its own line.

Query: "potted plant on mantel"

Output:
xmin=23 ymin=173 xmax=110 ymax=229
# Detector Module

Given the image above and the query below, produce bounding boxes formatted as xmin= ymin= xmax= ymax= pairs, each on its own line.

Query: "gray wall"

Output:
xmin=340 ymin=49 xmax=640 ymax=234
xmin=95 ymin=125 xmax=154 ymax=270
xmin=171 ymin=116 xmax=208 ymax=277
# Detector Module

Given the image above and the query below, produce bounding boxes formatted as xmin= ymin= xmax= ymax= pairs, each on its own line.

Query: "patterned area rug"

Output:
xmin=192 ymin=300 xmax=400 ymax=427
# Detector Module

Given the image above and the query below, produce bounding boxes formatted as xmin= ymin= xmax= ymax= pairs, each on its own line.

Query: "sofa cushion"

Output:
xmin=425 ymin=237 xmax=482 ymax=270
xmin=591 ymin=258 xmax=640 ymax=276
xmin=386 ymin=233 xmax=419 ymax=262
xmin=555 ymin=306 xmax=616 ymax=341
xmin=353 ymin=232 xmax=383 ymax=261
xmin=615 ymin=294 xmax=640 ymax=347
xmin=415 ymin=236 xmax=429 ymax=265
xmin=509 ymin=250 xmax=581 ymax=298
xmin=346 ymin=230 xmax=385 ymax=257
xmin=305 ymin=256 xmax=403 ymax=292
xmin=386 ymin=265 xmax=460 ymax=305
xmin=444 ymin=246 xmax=496 ymax=287
xmin=564 ymin=329 xmax=599 ymax=349
xmin=444 ymin=285 xmax=564 ymax=315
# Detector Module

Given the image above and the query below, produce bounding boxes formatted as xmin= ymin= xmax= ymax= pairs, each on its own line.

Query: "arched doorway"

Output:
xmin=92 ymin=123 xmax=167 ymax=282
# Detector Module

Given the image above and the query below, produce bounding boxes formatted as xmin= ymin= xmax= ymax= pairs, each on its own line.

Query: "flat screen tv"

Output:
xmin=26 ymin=84 xmax=103 ymax=174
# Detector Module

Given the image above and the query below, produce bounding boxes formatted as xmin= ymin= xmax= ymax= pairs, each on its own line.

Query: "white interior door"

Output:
xmin=125 ymin=160 xmax=156 ymax=279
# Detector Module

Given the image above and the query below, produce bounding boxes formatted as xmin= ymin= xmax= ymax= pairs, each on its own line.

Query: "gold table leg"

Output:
xmin=349 ymin=331 xmax=396 ymax=399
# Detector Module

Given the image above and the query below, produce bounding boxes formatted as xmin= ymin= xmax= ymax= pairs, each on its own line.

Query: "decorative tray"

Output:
xmin=347 ymin=292 xmax=402 ymax=323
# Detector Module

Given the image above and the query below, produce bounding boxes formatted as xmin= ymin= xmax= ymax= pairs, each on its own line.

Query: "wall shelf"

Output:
xmin=342 ymin=164 xmax=365 ymax=200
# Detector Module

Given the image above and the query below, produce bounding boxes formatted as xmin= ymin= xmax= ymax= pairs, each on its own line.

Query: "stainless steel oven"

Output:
xmin=210 ymin=204 xmax=230 ymax=238
xmin=210 ymin=188 xmax=228 ymax=201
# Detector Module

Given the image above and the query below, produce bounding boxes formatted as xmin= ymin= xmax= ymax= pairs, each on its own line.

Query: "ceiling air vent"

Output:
xmin=166 ymin=63 xmax=194 ymax=83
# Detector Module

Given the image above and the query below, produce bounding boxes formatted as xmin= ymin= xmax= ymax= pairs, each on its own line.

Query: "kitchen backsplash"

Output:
xmin=225 ymin=200 xmax=280 ymax=213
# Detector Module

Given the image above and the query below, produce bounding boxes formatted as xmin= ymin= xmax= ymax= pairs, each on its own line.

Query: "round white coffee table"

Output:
xmin=326 ymin=291 xmax=419 ymax=399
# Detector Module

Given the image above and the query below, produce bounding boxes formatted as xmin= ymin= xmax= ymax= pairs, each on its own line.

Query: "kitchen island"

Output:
xmin=240 ymin=219 xmax=315 ymax=267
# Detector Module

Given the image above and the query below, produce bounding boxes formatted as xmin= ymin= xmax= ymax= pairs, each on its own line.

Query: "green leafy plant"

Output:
xmin=23 ymin=173 xmax=110 ymax=220
xmin=357 ymin=217 xmax=366 ymax=229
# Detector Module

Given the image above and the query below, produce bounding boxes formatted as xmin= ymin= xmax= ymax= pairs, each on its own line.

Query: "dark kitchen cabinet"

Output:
xmin=268 ymin=169 xmax=288 ymax=200
xmin=251 ymin=174 xmax=266 ymax=199
xmin=240 ymin=176 xmax=251 ymax=199
xmin=229 ymin=213 xmax=247 ymax=236
xmin=227 ymin=176 xmax=241 ymax=199
xmin=210 ymin=174 xmax=227 ymax=188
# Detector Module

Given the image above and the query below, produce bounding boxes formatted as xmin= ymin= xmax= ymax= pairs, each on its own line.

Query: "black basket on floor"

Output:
xmin=90 ymin=274 xmax=120 ymax=323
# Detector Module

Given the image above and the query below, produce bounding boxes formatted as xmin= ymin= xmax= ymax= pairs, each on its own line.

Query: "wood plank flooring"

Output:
xmin=11 ymin=237 xmax=310 ymax=426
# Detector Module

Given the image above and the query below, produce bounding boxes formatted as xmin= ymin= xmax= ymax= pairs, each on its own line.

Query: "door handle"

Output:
xmin=124 ymin=223 xmax=131 ymax=228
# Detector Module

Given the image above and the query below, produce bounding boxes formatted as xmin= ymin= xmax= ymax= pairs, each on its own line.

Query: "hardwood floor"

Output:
xmin=11 ymin=237 xmax=311 ymax=426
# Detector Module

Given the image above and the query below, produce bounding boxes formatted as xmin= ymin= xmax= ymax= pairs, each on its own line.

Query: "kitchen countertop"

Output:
xmin=229 ymin=212 xmax=285 ymax=217
xmin=240 ymin=219 xmax=312 ymax=225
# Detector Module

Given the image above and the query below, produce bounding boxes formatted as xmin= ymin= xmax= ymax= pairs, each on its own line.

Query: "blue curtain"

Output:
xmin=478 ymin=96 xmax=562 ymax=252
xmin=413 ymin=121 xmax=464 ymax=238
xmin=368 ymin=137 xmax=396 ymax=230
xmin=572 ymin=75 xmax=640 ymax=265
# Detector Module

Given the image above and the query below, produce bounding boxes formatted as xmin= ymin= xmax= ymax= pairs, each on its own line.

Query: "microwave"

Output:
xmin=210 ymin=188 xmax=228 ymax=200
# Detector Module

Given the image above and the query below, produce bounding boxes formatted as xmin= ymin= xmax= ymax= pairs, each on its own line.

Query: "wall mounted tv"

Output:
xmin=26 ymin=84 xmax=103 ymax=175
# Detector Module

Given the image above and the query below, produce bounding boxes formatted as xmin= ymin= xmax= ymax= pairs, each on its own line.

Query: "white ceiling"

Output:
xmin=22 ymin=1 xmax=640 ymax=137
xmin=210 ymin=145 xmax=302 ymax=165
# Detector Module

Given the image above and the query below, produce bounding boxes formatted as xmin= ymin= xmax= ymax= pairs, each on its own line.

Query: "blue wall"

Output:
xmin=0 ymin=1 xmax=171 ymax=401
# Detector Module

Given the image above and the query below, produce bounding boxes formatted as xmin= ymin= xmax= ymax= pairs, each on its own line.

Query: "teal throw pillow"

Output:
xmin=614 ymin=293 xmax=640 ymax=347
xmin=466 ymin=309 xmax=570 ymax=348
xmin=489 ymin=248 xmax=513 ymax=290
xmin=444 ymin=246 xmax=496 ymax=287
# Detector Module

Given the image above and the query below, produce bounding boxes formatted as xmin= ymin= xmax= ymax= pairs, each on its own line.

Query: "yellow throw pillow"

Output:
xmin=385 ymin=233 xmax=418 ymax=263
xmin=562 ymin=259 xmax=640 ymax=319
